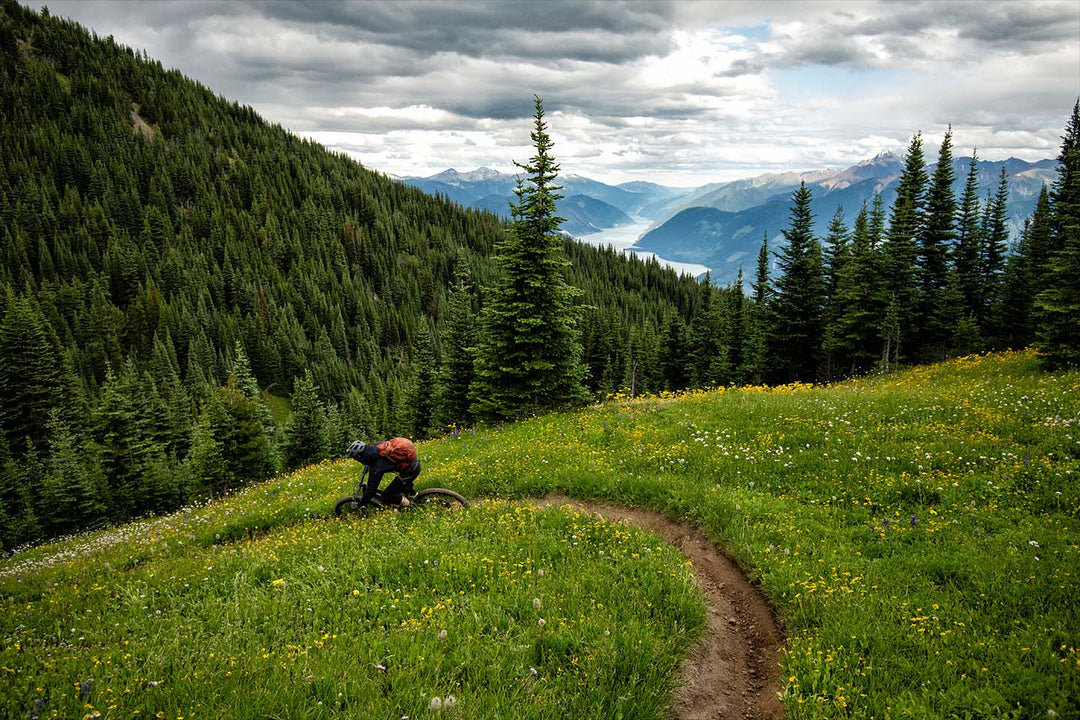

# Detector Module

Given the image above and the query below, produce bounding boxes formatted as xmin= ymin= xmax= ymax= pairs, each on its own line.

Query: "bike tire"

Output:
xmin=412 ymin=488 xmax=469 ymax=510
xmin=334 ymin=495 xmax=378 ymax=517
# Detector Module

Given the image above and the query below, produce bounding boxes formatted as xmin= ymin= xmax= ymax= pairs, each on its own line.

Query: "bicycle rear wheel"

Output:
xmin=412 ymin=488 xmax=469 ymax=511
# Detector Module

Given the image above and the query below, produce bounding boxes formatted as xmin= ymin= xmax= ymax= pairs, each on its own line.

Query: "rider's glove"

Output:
xmin=347 ymin=441 xmax=365 ymax=461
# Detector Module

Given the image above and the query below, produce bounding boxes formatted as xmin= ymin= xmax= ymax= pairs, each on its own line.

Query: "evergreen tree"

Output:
xmin=823 ymin=203 xmax=882 ymax=376
xmin=952 ymin=151 xmax=983 ymax=326
xmin=915 ymin=128 xmax=957 ymax=361
xmin=1035 ymin=100 xmax=1080 ymax=367
xmin=434 ymin=262 xmax=477 ymax=428
xmin=0 ymin=290 xmax=65 ymax=455
xmin=471 ymin=97 xmax=587 ymax=419
xmin=39 ymin=410 xmax=106 ymax=536
xmin=229 ymin=339 xmax=277 ymax=467
xmin=820 ymin=207 xmax=851 ymax=378
xmin=281 ymin=370 xmax=329 ymax=470
xmin=658 ymin=309 xmax=691 ymax=390
xmin=93 ymin=362 xmax=157 ymax=520
xmin=742 ymin=233 xmax=772 ymax=384
xmin=883 ymin=133 xmax=929 ymax=364
xmin=980 ymin=168 xmax=1010 ymax=346
xmin=772 ymin=182 xmax=826 ymax=381
xmin=408 ymin=321 xmax=438 ymax=438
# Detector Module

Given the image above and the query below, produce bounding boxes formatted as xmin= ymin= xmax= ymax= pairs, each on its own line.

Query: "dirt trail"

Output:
xmin=533 ymin=496 xmax=785 ymax=720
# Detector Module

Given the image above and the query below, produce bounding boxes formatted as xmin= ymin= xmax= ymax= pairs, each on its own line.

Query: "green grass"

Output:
xmin=0 ymin=501 xmax=702 ymax=719
xmin=3 ymin=350 xmax=1079 ymax=719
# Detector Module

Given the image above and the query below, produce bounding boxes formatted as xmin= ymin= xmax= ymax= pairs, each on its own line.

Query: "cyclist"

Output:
xmin=346 ymin=437 xmax=421 ymax=507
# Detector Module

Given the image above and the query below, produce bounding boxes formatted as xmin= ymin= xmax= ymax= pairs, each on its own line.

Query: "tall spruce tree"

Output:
xmin=772 ymin=182 xmax=826 ymax=381
xmin=281 ymin=370 xmax=330 ymax=470
xmin=915 ymin=128 xmax=957 ymax=361
xmin=434 ymin=262 xmax=477 ymax=429
xmin=821 ymin=207 xmax=851 ymax=379
xmin=883 ymin=132 xmax=929 ymax=364
xmin=742 ymin=233 xmax=772 ymax=384
xmin=1035 ymin=100 xmax=1080 ymax=367
xmin=952 ymin=151 xmax=983 ymax=326
xmin=823 ymin=203 xmax=883 ymax=376
xmin=471 ymin=96 xmax=587 ymax=419
xmin=980 ymin=168 xmax=1011 ymax=346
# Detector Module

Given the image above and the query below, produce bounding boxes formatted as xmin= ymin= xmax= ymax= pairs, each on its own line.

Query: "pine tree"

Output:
xmin=281 ymin=370 xmax=329 ymax=470
xmin=820 ymin=207 xmax=851 ymax=378
xmin=823 ymin=203 xmax=882 ymax=376
xmin=980 ymin=168 xmax=1010 ymax=346
xmin=408 ymin=321 xmax=437 ymax=438
xmin=915 ymin=128 xmax=957 ymax=361
xmin=658 ymin=309 xmax=691 ymax=390
xmin=434 ymin=261 xmax=477 ymax=429
xmin=883 ymin=133 xmax=929 ymax=363
xmin=0 ymin=290 xmax=65 ymax=455
xmin=1035 ymin=100 xmax=1080 ymax=367
xmin=39 ymin=410 xmax=106 ymax=536
xmin=952 ymin=151 xmax=983 ymax=327
xmin=93 ymin=362 xmax=156 ymax=520
xmin=742 ymin=233 xmax=772 ymax=384
xmin=471 ymin=97 xmax=588 ymax=419
xmin=772 ymin=182 xmax=826 ymax=381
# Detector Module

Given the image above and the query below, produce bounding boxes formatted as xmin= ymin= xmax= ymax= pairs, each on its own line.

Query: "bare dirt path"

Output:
xmin=533 ymin=495 xmax=785 ymax=720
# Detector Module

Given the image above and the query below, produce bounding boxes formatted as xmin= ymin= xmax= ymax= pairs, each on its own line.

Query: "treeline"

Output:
xmin=752 ymin=114 xmax=1079 ymax=383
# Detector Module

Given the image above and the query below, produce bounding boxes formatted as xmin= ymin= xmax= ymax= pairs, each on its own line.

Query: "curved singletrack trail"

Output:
xmin=533 ymin=496 xmax=785 ymax=720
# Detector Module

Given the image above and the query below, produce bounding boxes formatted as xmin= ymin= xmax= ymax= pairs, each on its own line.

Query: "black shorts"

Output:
xmin=382 ymin=476 xmax=416 ymax=504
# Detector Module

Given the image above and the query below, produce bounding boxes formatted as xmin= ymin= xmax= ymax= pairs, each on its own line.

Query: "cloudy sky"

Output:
xmin=28 ymin=0 xmax=1080 ymax=186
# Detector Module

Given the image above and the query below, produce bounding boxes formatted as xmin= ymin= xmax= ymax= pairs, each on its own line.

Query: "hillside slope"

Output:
xmin=4 ymin=351 xmax=1077 ymax=718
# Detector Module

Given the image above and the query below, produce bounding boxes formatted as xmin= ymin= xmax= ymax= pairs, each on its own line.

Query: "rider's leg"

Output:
xmin=384 ymin=477 xmax=409 ymax=506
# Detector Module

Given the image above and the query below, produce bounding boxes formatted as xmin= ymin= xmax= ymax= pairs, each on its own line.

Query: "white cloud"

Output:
xmin=24 ymin=0 xmax=1080 ymax=186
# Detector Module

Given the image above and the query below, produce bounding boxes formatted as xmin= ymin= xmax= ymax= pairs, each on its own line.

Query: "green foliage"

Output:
xmin=472 ymin=97 xmax=588 ymax=419
xmin=1036 ymin=100 xmax=1080 ymax=368
xmin=772 ymin=182 xmax=826 ymax=381
xmin=281 ymin=370 xmax=329 ymax=471
xmin=915 ymin=127 xmax=957 ymax=361
xmin=433 ymin=260 xmax=478 ymax=429
xmin=884 ymin=132 xmax=929 ymax=361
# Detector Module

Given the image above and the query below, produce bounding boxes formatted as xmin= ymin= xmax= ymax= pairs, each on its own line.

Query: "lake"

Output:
xmin=576 ymin=219 xmax=712 ymax=280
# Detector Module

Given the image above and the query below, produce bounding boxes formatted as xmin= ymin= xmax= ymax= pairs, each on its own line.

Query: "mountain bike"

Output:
xmin=333 ymin=467 xmax=468 ymax=517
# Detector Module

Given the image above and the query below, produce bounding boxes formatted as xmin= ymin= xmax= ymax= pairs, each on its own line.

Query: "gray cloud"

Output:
xmin=22 ymin=0 xmax=1079 ymax=185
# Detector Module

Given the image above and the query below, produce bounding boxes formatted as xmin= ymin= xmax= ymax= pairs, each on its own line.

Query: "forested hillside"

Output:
xmin=0 ymin=2 xmax=704 ymax=548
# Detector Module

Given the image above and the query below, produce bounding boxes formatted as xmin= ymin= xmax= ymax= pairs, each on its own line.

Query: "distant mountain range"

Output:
xmin=400 ymin=168 xmax=688 ymax=236
xmin=402 ymin=153 xmax=1056 ymax=286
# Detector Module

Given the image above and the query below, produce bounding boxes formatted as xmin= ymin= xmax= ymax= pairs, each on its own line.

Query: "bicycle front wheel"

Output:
xmin=412 ymin=488 xmax=469 ymax=511
xmin=334 ymin=495 xmax=374 ymax=517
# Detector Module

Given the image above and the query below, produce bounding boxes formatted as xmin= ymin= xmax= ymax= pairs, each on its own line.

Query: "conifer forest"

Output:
xmin=1 ymin=1 xmax=1077 ymax=548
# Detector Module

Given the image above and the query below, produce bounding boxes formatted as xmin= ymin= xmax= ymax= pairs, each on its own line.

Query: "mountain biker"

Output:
xmin=346 ymin=437 xmax=421 ymax=507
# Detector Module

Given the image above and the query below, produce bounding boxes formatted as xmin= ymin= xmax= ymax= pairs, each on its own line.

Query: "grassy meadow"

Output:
xmin=3 ymin=350 xmax=1079 ymax=719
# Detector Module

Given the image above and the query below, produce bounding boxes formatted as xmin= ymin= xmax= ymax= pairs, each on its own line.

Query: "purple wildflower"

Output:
xmin=79 ymin=679 xmax=92 ymax=699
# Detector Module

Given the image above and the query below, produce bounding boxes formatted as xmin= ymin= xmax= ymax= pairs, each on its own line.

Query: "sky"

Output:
xmin=27 ymin=0 xmax=1080 ymax=187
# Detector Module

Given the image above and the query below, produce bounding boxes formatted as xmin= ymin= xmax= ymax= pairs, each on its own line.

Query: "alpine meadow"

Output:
xmin=1 ymin=2 xmax=1079 ymax=719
